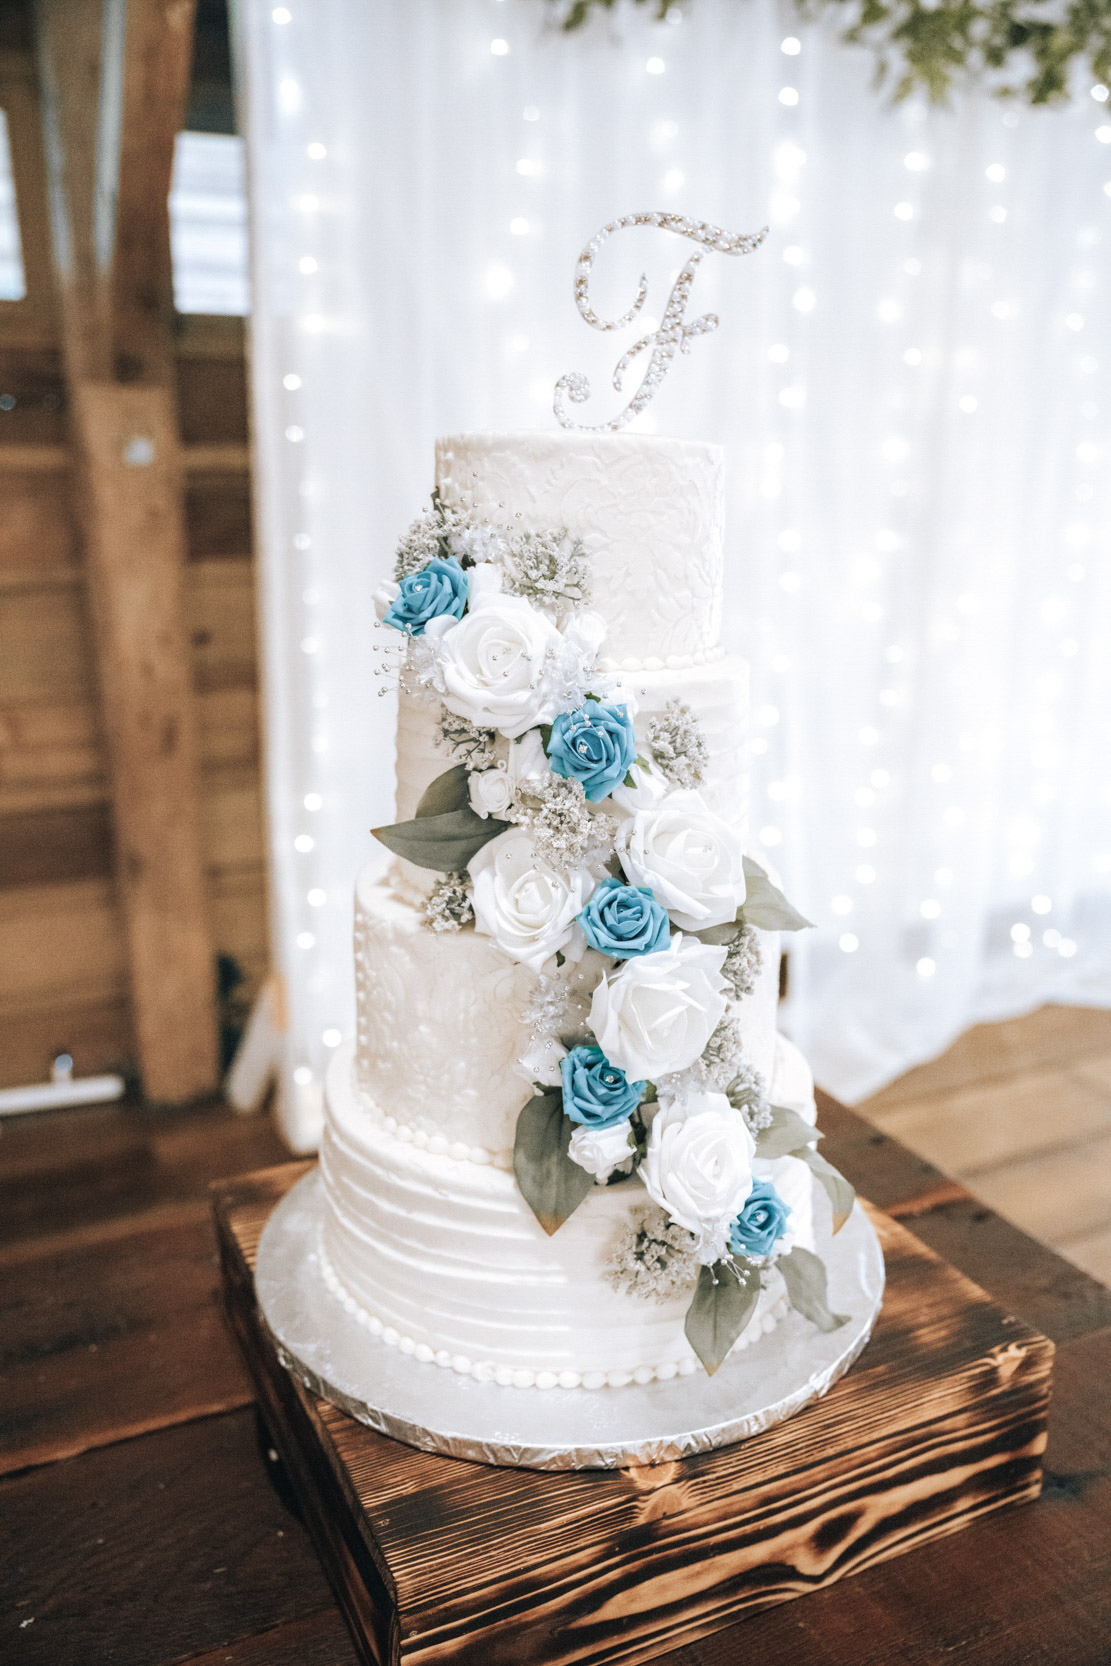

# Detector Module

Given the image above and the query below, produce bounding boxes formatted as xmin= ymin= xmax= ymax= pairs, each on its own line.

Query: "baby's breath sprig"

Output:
xmin=607 ymin=1207 xmax=701 ymax=1302
xmin=510 ymin=774 xmax=617 ymax=874
xmin=645 ymin=699 xmax=709 ymax=790
xmin=424 ymin=873 xmax=474 ymax=933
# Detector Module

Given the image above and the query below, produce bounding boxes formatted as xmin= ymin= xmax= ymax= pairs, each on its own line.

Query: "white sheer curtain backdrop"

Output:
xmin=235 ymin=0 xmax=1111 ymax=1148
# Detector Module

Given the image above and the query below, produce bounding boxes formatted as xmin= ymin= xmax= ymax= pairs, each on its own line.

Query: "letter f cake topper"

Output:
xmin=554 ymin=211 xmax=768 ymax=433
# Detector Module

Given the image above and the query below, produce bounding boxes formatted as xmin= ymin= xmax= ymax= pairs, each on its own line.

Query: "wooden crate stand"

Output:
xmin=214 ymin=1163 xmax=1054 ymax=1666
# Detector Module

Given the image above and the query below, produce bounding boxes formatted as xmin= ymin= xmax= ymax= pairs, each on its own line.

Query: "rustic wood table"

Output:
xmin=3 ymin=1093 xmax=1109 ymax=1665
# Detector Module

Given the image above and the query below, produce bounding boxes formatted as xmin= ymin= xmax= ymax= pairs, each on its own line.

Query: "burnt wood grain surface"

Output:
xmin=214 ymin=1167 xmax=1057 ymax=1666
xmin=1 ymin=1098 xmax=1108 ymax=1666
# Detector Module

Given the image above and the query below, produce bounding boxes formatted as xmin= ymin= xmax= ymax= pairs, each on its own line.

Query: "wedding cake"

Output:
xmin=318 ymin=429 xmax=854 ymax=1394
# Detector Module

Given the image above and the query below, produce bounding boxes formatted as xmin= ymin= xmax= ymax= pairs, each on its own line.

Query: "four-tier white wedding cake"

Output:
xmin=318 ymin=429 xmax=853 ymax=1394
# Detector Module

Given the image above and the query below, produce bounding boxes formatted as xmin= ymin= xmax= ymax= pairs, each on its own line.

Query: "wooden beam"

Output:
xmin=0 ymin=44 xmax=60 ymax=349
xmin=70 ymin=382 xmax=217 ymax=1100
xmin=34 ymin=0 xmax=218 ymax=1103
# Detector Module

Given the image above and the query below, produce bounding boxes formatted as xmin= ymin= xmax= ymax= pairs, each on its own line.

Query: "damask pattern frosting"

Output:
xmin=435 ymin=432 xmax=725 ymax=669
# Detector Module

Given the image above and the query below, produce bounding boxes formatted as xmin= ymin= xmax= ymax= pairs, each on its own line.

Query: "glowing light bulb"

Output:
xmin=294 ymin=834 xmax=314 ymax=853
xmin=485 ymin=263 xmax=514 ymax=299
xmin=322 ymin=1028 xmax=342 ymax=1047
xmin=296 ymin=932 xmax=315 ymax=949
xmin=283 ymin=372 xmax=301 ymax=390
xmin=904 ymin=151 xmax=930 ymax=171
xmin=304 ymin=793 xmax=322 ymax=811
xmin=903 ymin=347 xmax=923 ymax=366
xmin=1066 ymin=313 xmax=1085 ymax=331
xmin=272 ymin=6 xmax=291 ymax=22
xmin=856 ymin=865 xmax=876 ymax=883
xmin=646 ymin=56 xmax=666 ymax=74
xmin=959 ymin=395 xmax=978 ymax=413
xmin=516 ymin=158 xmax=536 ymax=176
xmin=781 ymin=36 xmax=801 ymax=54
xmin=293 ymin=1066 xmax=313 ymax=1086
xmin=1031 ymin=895 xmax=1052 ymax=914
xmin=307 ymin=888 xmax=326 ymax=906
xmin=985 ymin=163 xmax=1006 ymax=182
xmin=286 ymin=424 xmax=304 ymax=442
xmin=779 ymin=87 xmax=799 ymax=106
xmin=523 ymin=105 xmax=540 ymax=121
xmin=768 ymin=343 xmax=789 ymax=363
xmin=307 ymin=142 xmax=326 ymax=160
xmin=916 ymin=958 xmax=936 ymax=978
xmin=1093 ymin=84 xmax=1110 ymax=101
xmin=792 ymin=287 xmax=815 ymax=313
xmin=509 ymin=217 xmax=529 ymax=236
xmin=839 ymin=934 xmax=859 ymax=953
xmin=894 ymin=202 xmax=914 ymax=221
xmin=299 ymin=256 xmax=317 ymax=274
xmin=920 ymin=899 xmax=941 ymax=919
xmin=490 ymin=38 xmax=509 ymax=55
xmin=832 ymin=895 xmax=853 ymax=915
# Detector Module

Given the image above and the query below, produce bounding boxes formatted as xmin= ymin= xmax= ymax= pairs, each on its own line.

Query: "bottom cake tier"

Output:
xmin=319 ymin=1033 xmax=824 ymax=1390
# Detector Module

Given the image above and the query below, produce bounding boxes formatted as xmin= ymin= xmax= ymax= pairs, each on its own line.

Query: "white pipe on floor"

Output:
xmin=0 ymin=1055 xmax=126 ymax=1118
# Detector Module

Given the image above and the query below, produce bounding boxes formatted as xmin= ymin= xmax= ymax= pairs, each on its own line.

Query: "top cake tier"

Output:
xmin=435 ymin=432 xmax=725 ymax=671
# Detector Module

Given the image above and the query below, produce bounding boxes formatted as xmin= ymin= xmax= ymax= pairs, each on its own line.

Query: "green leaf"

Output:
xmin=755 ymin=1103 xmax=822 ymax=1160
xmin=693 ymin=921 xmax=743 ymax=948
xmin=778 ymin=1246 xmax=849 ymax=1333
xmin=683 ymin=1259 xmax=762 ymax=1376
xmin=513 ymin=1091 xmax=595 ymax=1236
xmin=415 ymin=764 xmax=471 ymax=819
xmin=798 ymin=1146 xmax=856 ymax=1234
xmin=623 ymin=770 xmax=636 ymax=788
xmin=739 ymin=856 xmax=814 ymax=932
xmin=372 ymin=808 xmax=509 ymax=872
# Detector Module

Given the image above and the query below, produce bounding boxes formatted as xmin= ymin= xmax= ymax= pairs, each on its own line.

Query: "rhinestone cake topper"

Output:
xmin=553 ymin=211 xmax=768 ymax=434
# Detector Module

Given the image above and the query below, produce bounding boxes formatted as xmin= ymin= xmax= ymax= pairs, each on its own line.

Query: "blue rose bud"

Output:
xmin=729 ymin=1178 xmax=791 ymax=1258
xmin=383 ymin=556 xmax=469 ymax=636
xmin=578 ymin=876 xmax=671 ymax=959
xmin=546 ymin=700 xmax=638 ymax=802
xmin=560 ymin=1044 xmax=645 ymax=1127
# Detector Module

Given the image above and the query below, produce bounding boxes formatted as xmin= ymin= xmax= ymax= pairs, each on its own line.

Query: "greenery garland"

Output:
xmin=550 ymin=0 xmax=1111 ymax=107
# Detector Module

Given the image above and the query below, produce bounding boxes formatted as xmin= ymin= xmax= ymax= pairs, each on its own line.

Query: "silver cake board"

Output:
xmin=254 ymin=1165 xmax=885 ymax=1472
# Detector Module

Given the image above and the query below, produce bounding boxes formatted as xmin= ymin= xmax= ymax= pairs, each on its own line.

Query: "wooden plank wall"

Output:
xmin=0 ymin=13 xmax=267 ymax=1090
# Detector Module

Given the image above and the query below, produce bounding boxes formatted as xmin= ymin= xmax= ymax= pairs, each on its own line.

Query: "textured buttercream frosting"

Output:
xmin=435 ymin=431 xmax=725 ymax=669
xmin=321 ymin=1039 xmax=818 ymax=1387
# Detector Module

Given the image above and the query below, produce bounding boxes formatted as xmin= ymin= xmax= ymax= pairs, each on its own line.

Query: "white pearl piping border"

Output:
xmin=317 ymin=1229 xmax=789 ymax=1391
xmin=595 ymin=643 xmax=726 ymax=674
xmin=353 ymin=1085 xmax=513 ymax=1169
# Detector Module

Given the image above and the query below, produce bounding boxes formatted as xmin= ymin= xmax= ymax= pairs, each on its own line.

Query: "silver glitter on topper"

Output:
xmin=554 ymin=211 xmax=768 ymax=433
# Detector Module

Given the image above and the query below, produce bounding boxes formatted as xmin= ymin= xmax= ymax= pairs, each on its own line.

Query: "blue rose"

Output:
xmin=560 ymin=1045 xmax=645 ymax=1127
xmin=578 ymin=877 xmax=670 ymax=959
xmin=546 ymin=700 xmax=638 ymax=802
xmin=383 ymin=556 xmax=468 ymax=635
xmin=730 ymin=1178 xmax=792 ymax=1258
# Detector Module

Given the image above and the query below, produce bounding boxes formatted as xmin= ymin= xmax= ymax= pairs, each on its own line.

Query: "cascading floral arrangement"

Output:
xmin=373 ymin=493 xmax=855 ymax=1373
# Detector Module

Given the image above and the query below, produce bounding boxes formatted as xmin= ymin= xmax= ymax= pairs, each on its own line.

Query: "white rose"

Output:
xmin=372 ymin=578 xmax=400 ymax=621
xmin=568 ymin=1119 xmax=636 ymax=1182
xmin=505 ymin=728 xmax=550 ymax=794
xmin=590 ymin=932 xmax=728 ymax=1081
xmin=616 ymin=789 xmax=747 ymax=931
xmin=640 ymin=1091 xmax=755 ymax=1262
xmin=468 ymin=765 xmax=514 ymax=820
xmin=468 ymin=828 xmax=595 ymax=971
xmin=425 ymin=590 xmax=563 ymax=739
xmin=609 ymin=757 xmax=670 ymax=814
xmin=514 ymin=1034 xmax=567 ymax=1088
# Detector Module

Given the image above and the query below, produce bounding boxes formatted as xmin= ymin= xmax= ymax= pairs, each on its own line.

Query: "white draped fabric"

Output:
xmin=235 ymin=0 xmax=1111 ymax=1148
